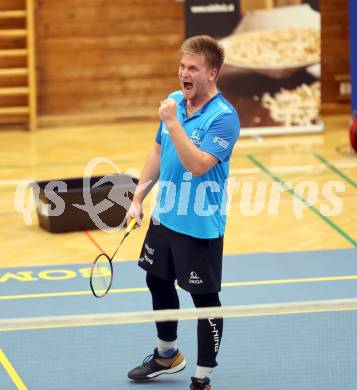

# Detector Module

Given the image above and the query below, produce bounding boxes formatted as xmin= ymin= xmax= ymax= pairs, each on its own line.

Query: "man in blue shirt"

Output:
xmin=126 ymin=35 xmax=240 ymax=390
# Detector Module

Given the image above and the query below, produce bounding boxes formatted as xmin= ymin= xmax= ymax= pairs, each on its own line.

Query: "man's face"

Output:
xmin=178 ymin=52 xmax=217 ymax=102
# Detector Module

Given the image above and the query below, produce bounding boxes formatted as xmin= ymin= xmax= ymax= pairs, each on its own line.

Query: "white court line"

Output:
xmin=237 ymin=135 xmax=324 ymax=148
xmin=0 ymin=179 xmax=35 ymax=186
xmin=0 ymin=161 xmax=356 ymax=186
xmin=240 ymin=124 xmax=324 ymax=137
xmin=230 ymin=161 xmax=357 ymax=175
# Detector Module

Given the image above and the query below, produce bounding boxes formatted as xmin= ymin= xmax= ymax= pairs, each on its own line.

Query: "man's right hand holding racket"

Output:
xmin=125 ymin=198 xmax=144 ymax=229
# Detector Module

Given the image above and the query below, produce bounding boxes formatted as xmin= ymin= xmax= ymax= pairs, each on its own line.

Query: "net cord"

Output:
xmin=1 ymin=297 xmax=357 ymax=331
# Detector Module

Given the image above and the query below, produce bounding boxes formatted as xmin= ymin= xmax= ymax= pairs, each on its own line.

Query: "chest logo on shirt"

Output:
xmin=190 ymin=130 xmax=202 ymax=145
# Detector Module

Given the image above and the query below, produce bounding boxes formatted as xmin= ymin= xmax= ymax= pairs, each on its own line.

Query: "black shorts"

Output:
xmin=138 ymin=219 xmax=223 ymax=294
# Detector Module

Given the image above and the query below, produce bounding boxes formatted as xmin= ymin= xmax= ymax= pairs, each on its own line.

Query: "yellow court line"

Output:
xmin=0 ymin=287 xmax=148 ymax=300
xmin=0 ymin=349 xmax=27 ymax=389
xmin=0 ymin=275 xmax=357 ymax=300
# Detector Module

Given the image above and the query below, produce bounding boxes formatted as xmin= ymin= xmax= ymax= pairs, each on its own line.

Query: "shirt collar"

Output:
xmin=179 ymin=90 xmax=222 ymax=115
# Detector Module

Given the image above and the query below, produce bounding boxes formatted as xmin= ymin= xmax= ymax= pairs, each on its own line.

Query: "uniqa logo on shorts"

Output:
xmin=189 ymin=271 xmax=203 ymax=284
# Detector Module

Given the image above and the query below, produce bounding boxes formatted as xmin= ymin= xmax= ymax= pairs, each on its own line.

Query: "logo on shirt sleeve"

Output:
xmin=213 ymin=136 xmax=229 ymax=149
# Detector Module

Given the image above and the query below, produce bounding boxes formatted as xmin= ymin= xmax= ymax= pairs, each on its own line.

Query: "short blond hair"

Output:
xmin=181 ymin=35 xmax=225 ymax=76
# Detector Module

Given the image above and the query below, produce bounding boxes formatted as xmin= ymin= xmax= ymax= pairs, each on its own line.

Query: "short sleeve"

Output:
xmin=199 ymin=113 xmax=240 ymax=162
xmin=155 ymin=121 xmax=162 ymax=144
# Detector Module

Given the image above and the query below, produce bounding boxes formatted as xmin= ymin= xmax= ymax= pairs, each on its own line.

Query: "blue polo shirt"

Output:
xmin=153 ymin=90 xmax=240 ymax=239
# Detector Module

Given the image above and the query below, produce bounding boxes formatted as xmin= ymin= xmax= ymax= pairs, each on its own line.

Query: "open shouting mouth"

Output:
xmin=183 ymin=81 xmax=193 ymax=91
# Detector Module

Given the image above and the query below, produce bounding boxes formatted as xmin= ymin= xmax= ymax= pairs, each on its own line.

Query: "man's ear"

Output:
xmin=209 ymin=68 xmax=218 ymax=81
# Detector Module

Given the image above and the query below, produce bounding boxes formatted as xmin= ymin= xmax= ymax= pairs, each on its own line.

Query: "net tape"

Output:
xmin=1 ymin=298 xmax=357 ymax=332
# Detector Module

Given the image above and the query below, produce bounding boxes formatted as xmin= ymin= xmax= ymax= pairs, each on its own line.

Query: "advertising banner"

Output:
xmin=185 ymin=0 xmax=323 ymax=136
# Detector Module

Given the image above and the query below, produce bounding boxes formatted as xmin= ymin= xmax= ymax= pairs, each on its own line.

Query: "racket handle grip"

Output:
xmin=126 ymin=218 xmax=137 ymax=234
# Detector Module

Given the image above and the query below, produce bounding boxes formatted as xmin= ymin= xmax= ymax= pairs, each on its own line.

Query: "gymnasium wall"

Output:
xmin=0 ymin=0 xmax=28 ymax=126
xmin=32 ymin=0 xmax=351 ymax=126
xmin=320 ymin=0 xmax=350 ymax=114
xmin=35 ymin=0 xmax=184 ymax=126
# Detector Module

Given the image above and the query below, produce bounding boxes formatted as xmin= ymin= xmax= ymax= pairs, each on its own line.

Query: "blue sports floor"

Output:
xmin=1 ymin=249 xmax=357 ymax=389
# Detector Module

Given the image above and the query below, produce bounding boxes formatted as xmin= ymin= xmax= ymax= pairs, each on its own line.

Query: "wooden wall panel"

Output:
xmin=320 ymin=0 xmax=350 ymax=113
xmin=0 ymin=0 xmax=25 ymax=11
xmin=0 ymin=0 xmax=34 ymax=130
xmin=0 ymin=37 xmax=26 ymax=50
xmin=34 ymin=0 xmax=351 ymax=124
xmin=35 ymin=0 xmax=184 ymax=124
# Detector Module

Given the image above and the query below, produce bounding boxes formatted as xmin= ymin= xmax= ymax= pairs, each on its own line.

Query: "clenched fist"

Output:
xmin=159 ymin=98 xmax=177 ymax=123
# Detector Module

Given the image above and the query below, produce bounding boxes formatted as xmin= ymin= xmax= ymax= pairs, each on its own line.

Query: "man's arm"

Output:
xmin=126 ymin=142 xmax=161 ymax=225
xmin=159 ymin=99 xmax=218 ymax=176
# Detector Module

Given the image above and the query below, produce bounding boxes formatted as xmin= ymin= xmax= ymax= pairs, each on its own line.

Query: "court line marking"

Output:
xmin=1 ymin=275 xmax=357 ymax=300
xmin=236 ymin=137 xmax=323 ymax=148
xmin=0 ymin=349 xmax=27 ymax=389
xmin=247 ymin=154 xmax=357 ymax=247
xmin=0 ymin=180 xmax=35 ymax=186
xmin=83 ymin=230 xmax=105 ymax=253
xmin=1 ymin=160 xmax=357 ymax=188
xmin=0 ymin=158 xmax=133 ymax=171
xmin=312 ymin=152 xmax=357 ymax=189
xmin=1 ymin=160 xmax=357 ymax=187
xmin=230 ymin=160 xmax=357 ymax=176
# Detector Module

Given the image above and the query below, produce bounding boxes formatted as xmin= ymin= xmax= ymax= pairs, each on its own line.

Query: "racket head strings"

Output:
xmin=90 ymin=253 xmax=114 ymax=298
xmin=89 ymin=218 xmax=137 ymax=298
